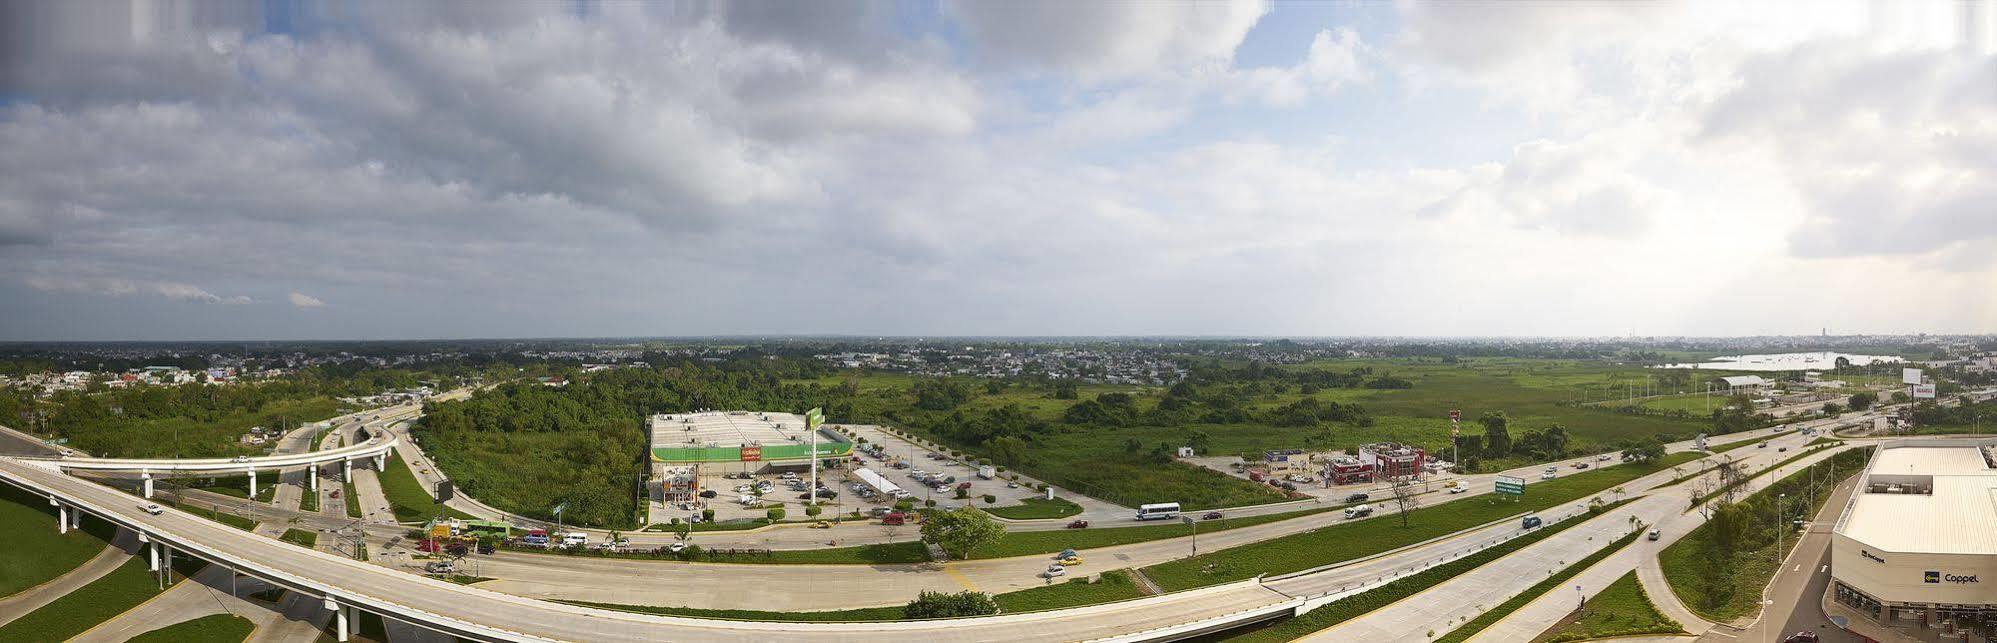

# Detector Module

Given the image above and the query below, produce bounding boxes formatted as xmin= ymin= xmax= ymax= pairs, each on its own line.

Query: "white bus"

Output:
xmin=1135 ymin=502 xmax=1181 ymax=521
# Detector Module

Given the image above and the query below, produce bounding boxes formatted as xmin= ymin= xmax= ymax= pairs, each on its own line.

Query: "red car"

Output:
xmin=1066 ymin=520 xmax=1090 ymax=529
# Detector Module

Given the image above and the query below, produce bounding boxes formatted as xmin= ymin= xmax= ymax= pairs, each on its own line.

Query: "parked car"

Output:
xmin=1344 ymin=493 xmax=1369 ymax=503
xmin=424 ymin=561 xmax=457 ymax=575
xmin=1066 ymin=520 xmax=1090 ymax=529
xmin=699 ymin=489 xmax=718 ymax=498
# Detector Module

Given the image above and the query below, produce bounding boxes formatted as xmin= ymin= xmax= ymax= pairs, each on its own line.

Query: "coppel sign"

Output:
xmin=1924 ymin=571 xmax=1980 ymax=584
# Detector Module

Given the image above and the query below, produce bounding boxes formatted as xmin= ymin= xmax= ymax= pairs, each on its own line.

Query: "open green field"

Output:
xmin=127 ymin=614 xmax=256 ymax=643
xmin=1142 ymin=452 xmax=1700 ymax=591
xmin=0 ymin=483 xmax=118 ymax=599
xmin=1543 ymin=571 xmax=1684 ymax=642
xmin=817 ymin=358 xmax=1715 ymax=509
xmin=982 ymin=496 xmax=1084 ymax=520
xmin=379 ymin=452 xmax=476 ymax=523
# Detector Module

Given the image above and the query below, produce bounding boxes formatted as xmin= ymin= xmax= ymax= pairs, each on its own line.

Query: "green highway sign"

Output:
xmin=1494 ymin=475 xmax=1525 ymax=496
xmin=805 ymin=407 xmax=824 ymax=429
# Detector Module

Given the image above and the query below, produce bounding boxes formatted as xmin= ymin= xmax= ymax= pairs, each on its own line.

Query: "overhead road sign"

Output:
xmin=1913 ymin=384 xmax=1937 ymax=399
xmin=1495 ymin=475 xmax=1525 ymax=495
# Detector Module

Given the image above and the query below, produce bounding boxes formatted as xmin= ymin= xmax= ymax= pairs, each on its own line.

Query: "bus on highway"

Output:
xmin=1135 ymin=502 xmax=1181 ymax=521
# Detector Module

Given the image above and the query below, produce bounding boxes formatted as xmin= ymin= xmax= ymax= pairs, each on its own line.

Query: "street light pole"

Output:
xmin=1183 ymin=515 xmax=1197 ymax=557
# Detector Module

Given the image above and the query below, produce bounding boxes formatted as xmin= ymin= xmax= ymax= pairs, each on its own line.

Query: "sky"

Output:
xmin=1 ymin=0 xmax=1993 ymax=341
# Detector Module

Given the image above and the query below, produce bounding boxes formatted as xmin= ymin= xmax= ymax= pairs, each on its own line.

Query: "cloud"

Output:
xmin=289 ymin=292 xmax=326 ymax=308
xmin=22 ymin=276 xmax=251 ymax=304
xmin=944 ymin=0 xmax=1268 ymax=81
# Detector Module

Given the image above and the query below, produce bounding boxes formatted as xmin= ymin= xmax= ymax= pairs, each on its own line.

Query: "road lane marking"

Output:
xmin=941 ymin=565 xmax=979 ymax=591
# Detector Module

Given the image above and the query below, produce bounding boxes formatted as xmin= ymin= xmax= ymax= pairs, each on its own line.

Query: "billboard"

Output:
xmin=1913 ymin=384 xmax=1937 ymax=399
xmin=740 ymin=445 xmax=763 ymax=461
xmin=1903 ymin=368 xmax=1924 ymax=385
xmin=805 ymin=407 xmax=825 ymax=429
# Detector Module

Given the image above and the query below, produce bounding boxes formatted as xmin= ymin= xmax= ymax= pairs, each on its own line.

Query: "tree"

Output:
xmin=1480 ymin=412 xmax=1511 ymax=457
xmin=920 ymin=507 xmax=1006 ymax=560
xmin=982 ymin=494 xmax=996 ymax=505
xmin=1891 ymin=391 xmax=1910 ymax=404
xmin=766 ymin=507 xmax=785 ymax=524
xmin=671 ymin=519 xmax=691 ymax=542
xmin=805 ymin=505 xmax=823 ymax=519
xmin=1185 ymin=430 xmax=1212 ymax=455
xmin=1052 ymin=382 xmax=1078 ymax=400
xmin=1387 ymin=479 xmax=1422 ymax=528
xmin=903 ymin=590 xmax=998 ymax=618
xmin=700 ymin=508 xmax=715 ymax=523
xmin=1822 ymin=402 xmax=1844 ymax=416
xmin=1847 ymin=392 xmax=1876 ymax=411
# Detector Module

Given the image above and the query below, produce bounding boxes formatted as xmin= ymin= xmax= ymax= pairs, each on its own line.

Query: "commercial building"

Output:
xmin=1830 ymin=439 xmax=1997 ymax=639
xmin=1315 ymin=442 xmax=1428 ymax=484
xmin=647 ymin=411 xmax=851 ymax=465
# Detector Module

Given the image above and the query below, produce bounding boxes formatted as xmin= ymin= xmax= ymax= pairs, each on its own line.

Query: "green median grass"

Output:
xmin=982 ymin=496 xmax=1084 ymax=520
xmin=298 ymin=486 xmax=319 ymax=513
xmin=127 ymin=613 xmax=256 ymax=643
xmin=1662 ymin=448 xmax=1869 ymax=622
xmin=343 ymin=480 xmax=362 ymax=518
xmin=1220 ymin=500 xmax=1633 ymax=642
xmin=279 ymin=528 xmax=318 ymax=548
xmin=378 ymin=452 xmax=476 ymax=523
xmin=973 ymin=506 xmax=1328 ymax=559
xmin=560 ymin=569 xmax=1144 ymax=622
xmin=159 ymin=497 xmax=257 ymax=531
xmin=1540 ymin=571 xmax=1684 ymax=642
xmin=0 ymin=554 xmax=206 ymax=642
xmin=0 ymin=483 xmax=118 ymax=599
xmin=1142 ymin=452 xmax=1699 ymax=592
xmin=501 ymin=540 xmax=932 ymax=565
xmin=1435 ymin=529 xmax=1651 ymax=642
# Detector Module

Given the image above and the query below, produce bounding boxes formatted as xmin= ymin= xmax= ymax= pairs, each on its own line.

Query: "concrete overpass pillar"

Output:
xmin=343 ymin=460 xmax=353 ymax=483
xmin=147 ymin=541 xmax=159 ymax=572
xmin=373 ymin=453 xmax=385 ymax=471
xmin=57 ymin=504 xmax=68 ymax=534
xmin=310 ymin=463 xmax=320 ymax=491
xmin=70 ymin=505 xmax=80 ymax=529
xmin=247 ymin=468 xmax=258 ymax=499
xmin=334 ymin=602 xmax=350 ymax=642
xmin=142 ymin=471 xmax=154 ymax=499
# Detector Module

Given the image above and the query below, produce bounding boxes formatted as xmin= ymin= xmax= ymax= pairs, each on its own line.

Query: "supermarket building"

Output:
xmin=1829 ymin=439 xmax=1997 ymax=638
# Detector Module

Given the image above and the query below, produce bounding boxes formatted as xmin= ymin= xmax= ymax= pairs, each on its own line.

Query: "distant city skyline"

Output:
xmin=2 ymin=1 xmax=1994 ymax=341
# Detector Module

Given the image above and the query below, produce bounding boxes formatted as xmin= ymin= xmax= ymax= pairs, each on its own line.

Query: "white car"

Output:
xmin=1540 ymin=471 xmax=1557 ymax=480
xmin=668 ymin=542 xmax=688 ymax=553
xmin=139 ymin=502 xmax=164 ymax=515
xmin=1448 ymin=486 xmax=1467 ymax=494
xmin=1043 ymin=565 xmax=1066 ymax=578
xmin=230 ymin=456 xmax=251 ymax=463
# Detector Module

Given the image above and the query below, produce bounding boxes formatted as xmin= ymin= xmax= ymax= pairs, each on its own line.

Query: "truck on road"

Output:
xmin=1343 ymin=504 xmax=1373 ymax=519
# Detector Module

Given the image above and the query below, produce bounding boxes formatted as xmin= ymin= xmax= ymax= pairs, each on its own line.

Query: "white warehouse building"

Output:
xmin=1829 ymin=439 xmax=1997 ymax=639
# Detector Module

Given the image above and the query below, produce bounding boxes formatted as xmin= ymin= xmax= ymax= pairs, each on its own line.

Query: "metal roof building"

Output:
xmin=1830 ymin=440 xmax=1997 ymax=636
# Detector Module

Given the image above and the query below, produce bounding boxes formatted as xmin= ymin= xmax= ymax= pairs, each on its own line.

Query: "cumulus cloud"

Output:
xmin=289 ymin=292 xmax=326 ymax=308
xmin=944 ymin=0 xmax=1267 ymax=80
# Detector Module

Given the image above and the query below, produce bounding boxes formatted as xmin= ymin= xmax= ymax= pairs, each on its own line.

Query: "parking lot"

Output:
xmin=836 ymin=424 xmax=1059 ymax=514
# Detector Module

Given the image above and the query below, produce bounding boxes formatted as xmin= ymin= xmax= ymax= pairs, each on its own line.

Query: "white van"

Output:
xmin=559 ymin=532 xmax=588 ymax=547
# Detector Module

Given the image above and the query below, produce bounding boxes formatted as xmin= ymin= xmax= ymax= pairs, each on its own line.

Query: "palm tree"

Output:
xmin=1612 ymin=486 xmax=1626 ymax=502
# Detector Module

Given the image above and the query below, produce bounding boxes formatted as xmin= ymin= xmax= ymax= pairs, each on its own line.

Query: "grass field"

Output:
xmin=279 ymin=528 xmax=318 ymax=548
xmin=0 ymin=483 xmax=118 ymax=599
xmin=982 ymin=496 xmax=1084 ymax=520
xmin=126 ymin=614 xmax=256 ymax=643
xmin=503 ymin=541 xmax=932 ymax=565
xmin=562 ymin=568 xmax=1145 ymax=621
xmin=821 ymin=358 xmax=1714 ymax=509
xmin=1142 ymin=452 xmax=1700 ymax=591
xmin=299 ymin=486 xmax=319 ymax=512
xmin=343 ymin=480 xmax=362 ymax=518
xmin=1543 ymin=571 xmax=1684 ymax=642
xmin=0 ymin=554 xmax=205 ymax=642
xmin=973 ymin=506 xmax=1329 ymax=559
xmin=379 ymin=451 xmax=476 ymax=522
xmin=1436 ymin=530 xmax=1651 ymax=642
xmin=1219 ymin=501 xmax=1629 ymax=643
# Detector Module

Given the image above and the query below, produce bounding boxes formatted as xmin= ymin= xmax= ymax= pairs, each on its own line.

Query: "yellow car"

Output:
xmin=808 ymin=521 xmax=832 ymax=529
xmin=1057 ymin=556 xmax=1084 ymax=566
